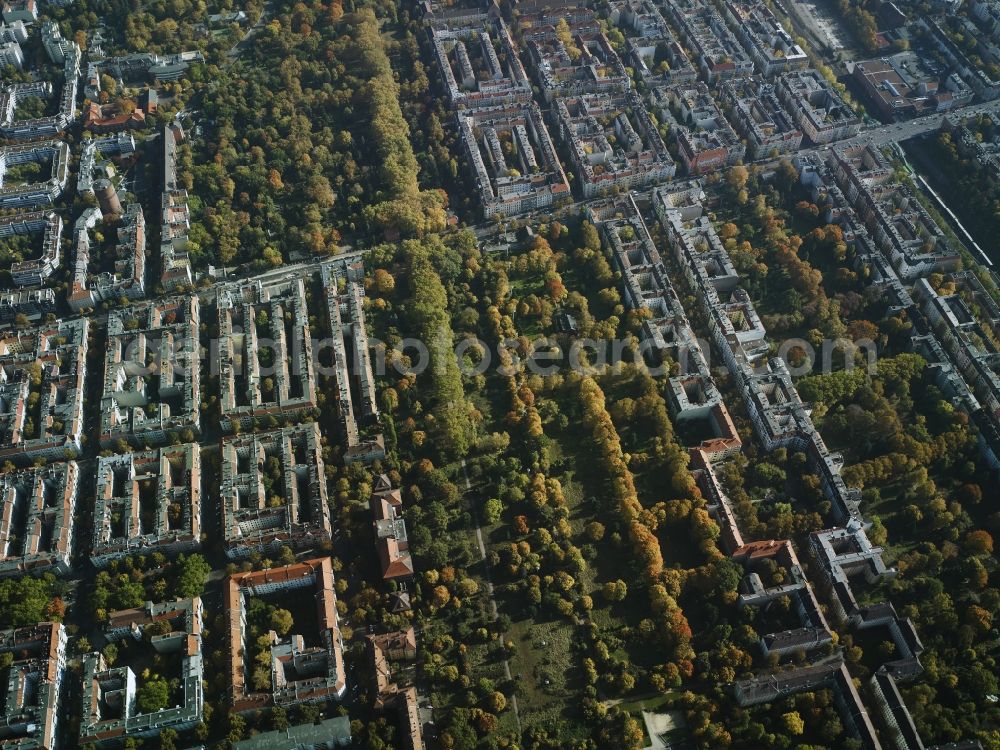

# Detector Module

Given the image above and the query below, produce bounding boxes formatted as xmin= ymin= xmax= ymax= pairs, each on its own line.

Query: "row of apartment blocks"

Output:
xmin=160 ymin=121 xmax=195 ymax=291
xmin=516 ymin=10 xmax=685 ymax=197
xmin=6 ymin=261 xmax=381 ymax=459
xmin=655 ymin=183 xmax=865 ymax=524
xmin=652 ymin=182 xmax=981 ymax=750
xmin=3 ymin=521 xmax=359 ymax=748
xmin=6 ymin=425 xmax=328 ymax=577
xmin=435 ymin=0 xmax=828 ymax=208
xmin=319 ymin=262 xmax=384 ymax=464
xmin=0 ymin=442 xmax=196 ymax=577
xmin=793 ymin=150 xmax=918 ymax=316
xmin=587 ymin=193 xmax=742 ymax=466
xmin=644 ymin=180 xmax=886 ymax=747
xmin=367 ymin=627 xmax=423 ymax=750
xmin=430 ymin=2 xmax=639 ymax=214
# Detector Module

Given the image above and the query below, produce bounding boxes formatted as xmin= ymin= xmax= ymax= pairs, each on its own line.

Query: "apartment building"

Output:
xmin=217 ymin=277 xmax=316 ymax=430
xmin=0 ymin=141 xmax=70 ymax=210
xmin=80 ymin=598 xmax=204 ymax=745
xmin=659 ymin=82 xmax=745 ymax=174
xmin=777 ymin=69 xmax=863 ymax=144
xmin=224 ymin=558 xmax=346 ymax=712
xmin=0 ymin=36 xmax=21 ymax=68
xmin=91 ymin=443 xmax=201 ymax=567
xmin=429 ymin=12 xmax=531 ymax=110
xmin=610 ymin=0 xmax=696 ymax=85
xmin=4 ymin=211 xmax=62 ymax=287
xmin=99 ymin=296 xmax=201 ymax=448
xmin=662 ymin=0 xmax=753 ymax=83
xmin=721 ymin=0 xmax=807 ymax=76
xmin=1 ymin=0 xmax=36 ymax=22
xmin=41 ymin=20 xmax=72 ymax=63
xmin=0 ymin=287 xmax=56 ymax=322
xmin=555 ymin=91 xmax=674 ymax=197
xmin=458 ymin=102 xmax=570 ymax=217
xmin=919 ymin=16 xmax=1000 ymax=99
xmin=828 ymin=143 xmax=962 ymax=278
xmin=0 ymin=317 xmax=88 ymax=465
xmin=220 ymin=423 xmax=332 ymax=559
xmin=0 ymin=461 xmax=77 ymax=576
xmin=0 ymin=622 xmax=66 ymax=750
xmin=526 ymin=31 xmax=630 ymax=102
xmin=161 ymin=122 xmax=194 ymax=290
xmin=914 ymin=272 xmax=1000 ymax=439
xmin=732 ymin=539 xmax=833 ymax=659
xmin=67 ymin=202 xmax=146 ymax=312
xmin=0 ymin=43 xmax=79 ymax=140
xmin=721 ymin=77 xmax=803 ymax=158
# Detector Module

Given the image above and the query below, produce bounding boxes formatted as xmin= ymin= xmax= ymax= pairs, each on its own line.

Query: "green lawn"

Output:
xmin=505 ymin=617 xmax=588 ymax=739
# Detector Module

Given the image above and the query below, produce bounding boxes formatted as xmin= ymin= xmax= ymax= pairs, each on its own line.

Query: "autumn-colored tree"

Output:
xmin=965 ymin=530 xmax=994 ymax=556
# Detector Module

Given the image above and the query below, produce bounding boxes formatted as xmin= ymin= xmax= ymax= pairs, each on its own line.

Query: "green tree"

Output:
xmin=175 ymin=554 xmax=211 ymax=598
xmin=269 ymin=608 xmax=294 ymax=637
xmin=137 ymin=675 xmax=170 ymax=713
